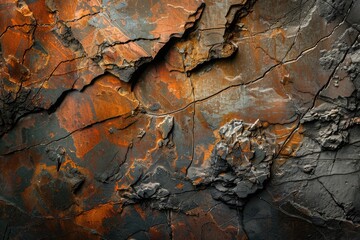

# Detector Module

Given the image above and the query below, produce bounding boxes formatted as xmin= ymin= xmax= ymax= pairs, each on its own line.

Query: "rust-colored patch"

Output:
xmin=75 ymin=203 xmax=116 ymax=232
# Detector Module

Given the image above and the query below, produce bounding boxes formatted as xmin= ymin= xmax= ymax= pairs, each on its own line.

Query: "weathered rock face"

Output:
xmin=0 ymin=0 xmax=359 ymax=239
xmin=188 ymin=119 xmax=276 ymax=206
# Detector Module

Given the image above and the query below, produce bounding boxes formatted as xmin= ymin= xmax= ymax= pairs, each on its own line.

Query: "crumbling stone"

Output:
xmin=188 ymin=119 xmax=276 ymax=206
xmin=0 ymin=0 xmax=360 ymax=239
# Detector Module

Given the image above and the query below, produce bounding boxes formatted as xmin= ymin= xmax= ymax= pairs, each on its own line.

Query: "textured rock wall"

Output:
xmin=0 ymin=0 xmax=360 ymax=239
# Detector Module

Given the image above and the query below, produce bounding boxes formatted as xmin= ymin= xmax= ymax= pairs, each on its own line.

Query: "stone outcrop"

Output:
xmin=0 ymin=0 xmax=359 ymax=239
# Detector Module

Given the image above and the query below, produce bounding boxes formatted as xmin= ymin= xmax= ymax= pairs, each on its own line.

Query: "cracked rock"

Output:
xmin=188 ymin=119 xmax=276 ymax=206
xmin=1 ymin=0 xmax=360 ymax=238
xmin=301 ymin=102 xmax=360 ymax=150
xmin=157 ymin=116 xmax=174 ymax=139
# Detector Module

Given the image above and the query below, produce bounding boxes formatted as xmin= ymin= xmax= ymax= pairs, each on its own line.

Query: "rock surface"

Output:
xmin=0 ymin=0 xmax=360 ymax=239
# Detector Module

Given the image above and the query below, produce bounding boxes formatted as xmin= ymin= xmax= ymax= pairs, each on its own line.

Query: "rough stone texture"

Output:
xmin=0 ymin=0 xmax=360 ymax=239
xmin=188 ymin=119 xmax=276 ymax=206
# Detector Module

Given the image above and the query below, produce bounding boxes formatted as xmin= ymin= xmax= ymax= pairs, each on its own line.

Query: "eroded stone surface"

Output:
xmin=0 ymin=0 xmax=360 ymax=239
xmin=188 ymin=119 xmax=276 ymax=206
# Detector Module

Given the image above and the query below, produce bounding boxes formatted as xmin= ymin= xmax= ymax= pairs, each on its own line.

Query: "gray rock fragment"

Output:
xmin=46 ymin=146 xmax=66 ymax=171
xmin=301 ymin=102 xmax=360 ymax=150
xmin=189 ymin=119 xmax=277 ymax=206
xmin=157 ymin=116 xmax=174 ymax=139
xmin=136 ymin=182 xmax=161 ymax=198
xmin=137 ymin=128 xmax=146 ymax=138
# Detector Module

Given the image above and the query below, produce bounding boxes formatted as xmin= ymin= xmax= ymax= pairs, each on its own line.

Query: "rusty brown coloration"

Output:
xmin=1 ymin=0 xmax=360 ymax=239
